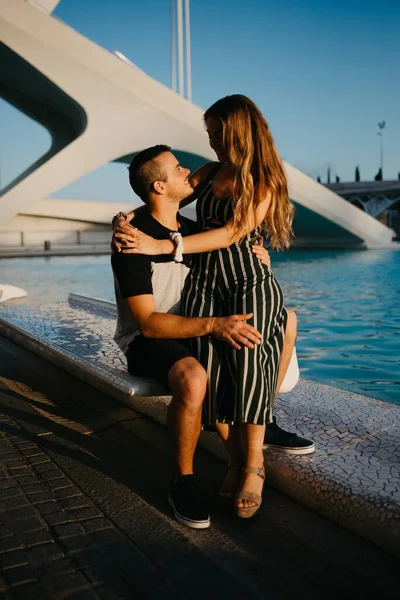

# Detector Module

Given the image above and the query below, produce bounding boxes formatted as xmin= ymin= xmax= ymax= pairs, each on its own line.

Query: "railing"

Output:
xmin=0 ymin=229 xmax=111 ymax=248
xmin=349 ymin=195 xmax=400 ymax=218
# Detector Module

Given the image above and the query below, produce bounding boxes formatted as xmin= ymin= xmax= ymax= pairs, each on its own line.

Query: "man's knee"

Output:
xmin=168 ymin=357 xmax=207 ymax=407
xmin=285 ymin=308 xmax=297 ymax=342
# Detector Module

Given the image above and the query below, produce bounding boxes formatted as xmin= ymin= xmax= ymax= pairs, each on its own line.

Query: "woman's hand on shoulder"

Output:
xmin=179 ymin=162 xmax=219 ymax=209
xmin=189 ymin=161 xmax=219 ymax=189
xmin=112 ymin=222 xmax=163 ymax=255
xmin=115 ymin=228 xmax=163 ymax=255
xmin=111 ymin=206 xmax=150 ymax=254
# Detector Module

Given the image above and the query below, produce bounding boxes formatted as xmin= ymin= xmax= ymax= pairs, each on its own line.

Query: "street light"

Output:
xmin=377 ymin=120 xmax=386 ymax=179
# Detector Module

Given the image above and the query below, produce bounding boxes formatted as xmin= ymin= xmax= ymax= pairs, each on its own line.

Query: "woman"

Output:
xmin=115 ymin=95 xmax=294 ymax=518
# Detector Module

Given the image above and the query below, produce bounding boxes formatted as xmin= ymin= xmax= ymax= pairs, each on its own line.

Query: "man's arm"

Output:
xmin=127 ymin=294 xmax=261 ymax=351
xmin=112 ymin=251 xmax=261 ymax=350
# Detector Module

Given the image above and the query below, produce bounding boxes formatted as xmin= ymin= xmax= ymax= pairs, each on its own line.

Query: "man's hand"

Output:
xmin=251 ymin=238 xmax=271 ymax=268
xmin=211 ymin=313 xmax=262 ymax=350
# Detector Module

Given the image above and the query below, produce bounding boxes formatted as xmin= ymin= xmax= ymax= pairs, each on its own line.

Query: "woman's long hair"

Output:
xmin=204 ymin=95 xmax=294 ymax=250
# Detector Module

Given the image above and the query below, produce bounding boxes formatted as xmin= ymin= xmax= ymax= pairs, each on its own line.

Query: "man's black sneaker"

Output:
xmin=168 ymin=475 xmax=210 ymax=529
xmin=263 ymin=417 xmax=315 ymax=455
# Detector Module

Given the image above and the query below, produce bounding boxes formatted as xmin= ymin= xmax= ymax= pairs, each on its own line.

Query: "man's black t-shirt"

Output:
xmin=111 ymin=206 xmax=197 ymax=353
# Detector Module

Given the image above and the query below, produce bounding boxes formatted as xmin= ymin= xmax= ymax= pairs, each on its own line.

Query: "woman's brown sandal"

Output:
xmin=218 ymin=464 xmax=242 ymax=507
xmin=234 ymin=464 xmax=265 ymax=519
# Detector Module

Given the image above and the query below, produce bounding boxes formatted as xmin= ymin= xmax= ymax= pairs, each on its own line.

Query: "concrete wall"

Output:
xmin=0 ymin=214 xmax=111 ymax=247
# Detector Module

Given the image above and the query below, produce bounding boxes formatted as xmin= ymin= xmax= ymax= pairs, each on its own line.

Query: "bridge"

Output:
xmin=326 ymin=181 xmax=400 ymax=218
xmin=0 ymin=0 xmax=395 ymax=249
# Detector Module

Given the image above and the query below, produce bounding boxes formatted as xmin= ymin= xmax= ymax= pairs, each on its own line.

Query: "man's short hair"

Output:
xmin=128 ymin=145 xmax=171 ymax=202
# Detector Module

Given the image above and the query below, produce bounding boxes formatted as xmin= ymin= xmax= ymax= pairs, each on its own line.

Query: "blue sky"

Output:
xmin=1 ymin=0 xmax=399 ymax=202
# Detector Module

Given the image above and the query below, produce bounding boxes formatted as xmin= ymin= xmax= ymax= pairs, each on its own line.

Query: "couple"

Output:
xmin=111 ymin=94 xmax=314 ymax=529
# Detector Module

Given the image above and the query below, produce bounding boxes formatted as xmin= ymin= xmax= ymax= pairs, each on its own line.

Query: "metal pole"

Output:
xmin=171 ymin=0 xmax=176 ymax=92
xmin=185 ymin=0 xmax=192 ymax=101
xmin=177 ymin=0 xmax=184 ymax=96
xmin=377 ymin=121 xmax=386 ymax=180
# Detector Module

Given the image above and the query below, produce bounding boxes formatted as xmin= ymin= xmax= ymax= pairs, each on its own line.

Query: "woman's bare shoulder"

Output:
xmin=189 ymin=161 xmax=220 ymax=188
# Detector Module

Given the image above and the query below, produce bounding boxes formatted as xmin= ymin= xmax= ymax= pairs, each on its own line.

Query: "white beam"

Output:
xmin=185 ymin=0 xmax=192 ymax=101
xmin=170 ymin=0 xmax=176 ymax=92
xmin=176 ymin=0 xmax=184 ymax=96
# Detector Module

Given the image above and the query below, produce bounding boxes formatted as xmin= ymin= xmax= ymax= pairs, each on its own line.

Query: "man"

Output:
xmin=112 ymin=145 xmax=313 ymax=529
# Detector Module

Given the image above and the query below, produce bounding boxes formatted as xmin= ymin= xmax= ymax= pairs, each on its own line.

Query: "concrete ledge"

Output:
xmin=0 ymin=245 xmax=110 ymax=258
xmin=0 ymin=296 xmax=399 ymax=557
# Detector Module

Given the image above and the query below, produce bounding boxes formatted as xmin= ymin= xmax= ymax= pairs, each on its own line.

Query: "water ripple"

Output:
xmin=1 ymin=249 xmax=399 ymax=405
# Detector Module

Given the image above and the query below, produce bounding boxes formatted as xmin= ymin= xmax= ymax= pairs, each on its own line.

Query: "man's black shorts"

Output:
xmin=125 ymin=336 xmax=193 ymax=389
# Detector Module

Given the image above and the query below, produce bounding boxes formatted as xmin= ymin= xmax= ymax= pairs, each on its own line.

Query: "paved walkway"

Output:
xmin=0 ymin=337 xmax=398 ymax=600
xmin=0 ymin=413 xmax=169 ymax=600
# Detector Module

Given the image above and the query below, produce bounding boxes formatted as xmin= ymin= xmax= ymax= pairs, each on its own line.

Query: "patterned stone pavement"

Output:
xmin=0 ymin=296 xmax=399 ymax=556
xmin=0 ymin=412 xmax=180 ymax=600
xmin=2 ymin=336 xmax=399 ymax=600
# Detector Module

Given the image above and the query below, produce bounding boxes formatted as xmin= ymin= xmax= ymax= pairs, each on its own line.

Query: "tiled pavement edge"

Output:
xmin=0 ymin=411 xmax=184 ymax=600
xmin=0 ymin=295 xmax=399 ymax=557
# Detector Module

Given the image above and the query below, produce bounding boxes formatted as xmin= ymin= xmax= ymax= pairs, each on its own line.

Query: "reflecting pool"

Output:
xmin=1 ymin=249 xmax=399 ymax=405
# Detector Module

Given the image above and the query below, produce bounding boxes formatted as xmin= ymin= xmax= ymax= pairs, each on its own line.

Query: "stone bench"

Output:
xmin=0 ymin=293 xmax=399 ymax=557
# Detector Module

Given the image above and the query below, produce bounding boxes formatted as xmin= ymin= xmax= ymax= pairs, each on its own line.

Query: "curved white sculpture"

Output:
xmin=0 ymin=0 xmax=394 ymax=248
xmin=0 ymin=284 xmax=28 ymax=303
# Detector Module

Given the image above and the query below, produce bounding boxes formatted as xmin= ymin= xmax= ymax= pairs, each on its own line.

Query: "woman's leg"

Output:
xmin=216 ymin=423 xmax=243 ymax=463
xmin=216 ymin=423 xmax=244 ymax=500
xmin=236 ymin=423 xmax=265 ymax=509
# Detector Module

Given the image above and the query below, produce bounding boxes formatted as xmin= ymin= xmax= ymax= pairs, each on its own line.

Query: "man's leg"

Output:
xmin=167 ymin=357 xmax=207 ymax=478
xmin=166 ymin=357 xmax=211 ymax=529
xmin=264 ymin=308 xmax=315 ymax=455
xmin=126 ymin=337 xmax=210 ymax=528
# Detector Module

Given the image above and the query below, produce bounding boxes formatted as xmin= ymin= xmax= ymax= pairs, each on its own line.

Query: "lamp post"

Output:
xmin=377 ymin=120 xmax=386 ymax=179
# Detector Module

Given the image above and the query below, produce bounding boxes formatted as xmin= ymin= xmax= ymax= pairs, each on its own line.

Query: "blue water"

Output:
xmin=1 ymin=249 xmax=399 ymax=405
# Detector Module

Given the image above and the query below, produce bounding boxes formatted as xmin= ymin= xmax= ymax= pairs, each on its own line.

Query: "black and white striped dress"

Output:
xmin=182 ymin=176 xmax=287 ymax=427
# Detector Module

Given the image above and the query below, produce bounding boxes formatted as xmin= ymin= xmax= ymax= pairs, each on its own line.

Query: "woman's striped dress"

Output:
xmin=182 ymin=177 xmax=287 ymax=427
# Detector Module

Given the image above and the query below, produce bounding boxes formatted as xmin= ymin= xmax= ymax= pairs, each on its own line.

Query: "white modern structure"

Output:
xmin=0 ymin=0 xmax=395 ymax=248
xmin=0 ymin=284 xmax=27 ymax=303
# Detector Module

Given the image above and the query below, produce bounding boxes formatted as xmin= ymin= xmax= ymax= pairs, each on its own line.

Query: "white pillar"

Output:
xmin=185 ymin=0 xmax=192 ymax=101
xmin=176 ymin=0 xmax=184 ymax=97
xmin=170 ymin=0 xmax=176 ymax=92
